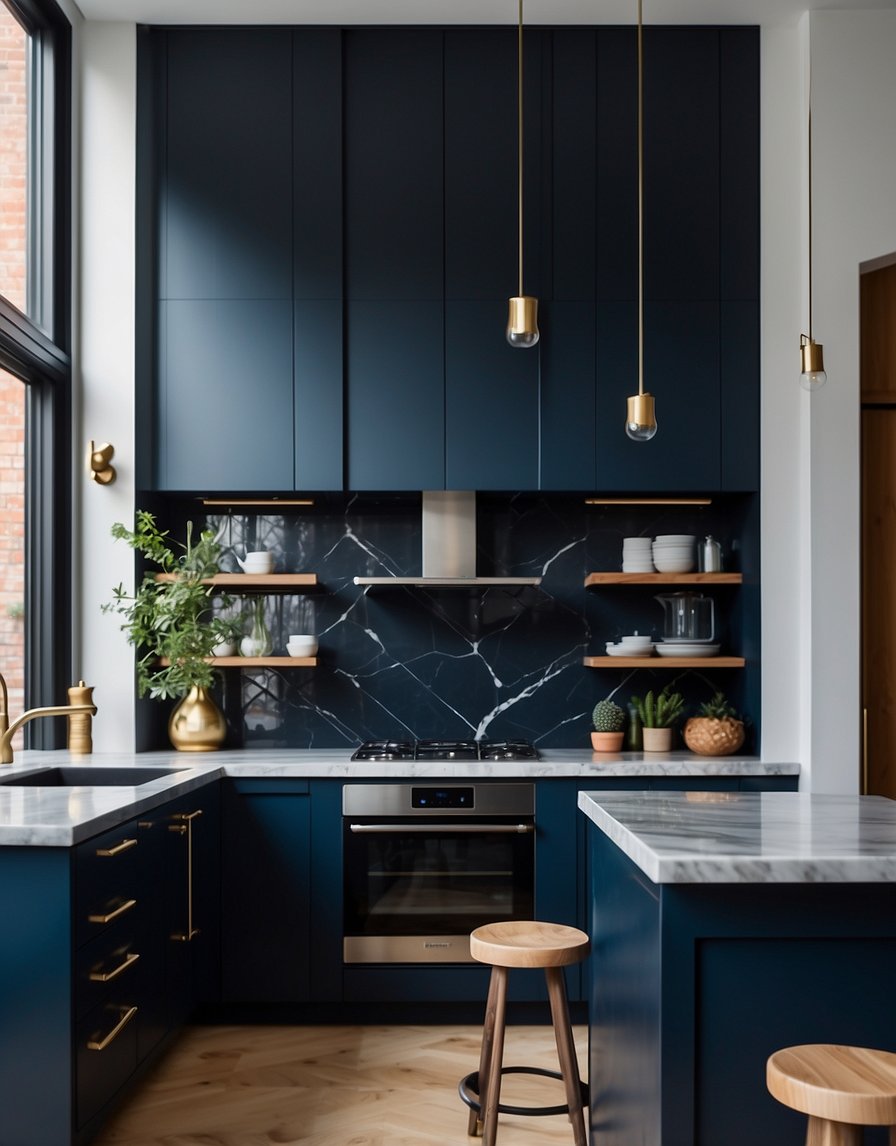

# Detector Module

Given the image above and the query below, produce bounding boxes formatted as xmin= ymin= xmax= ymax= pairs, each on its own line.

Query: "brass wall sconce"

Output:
xmin=88 ymin=441 xmax=116 ymax=485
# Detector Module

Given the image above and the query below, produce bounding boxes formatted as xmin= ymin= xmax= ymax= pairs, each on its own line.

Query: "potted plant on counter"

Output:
xmin=683 ymin=691 xmax=745 ymax=757
xmin=630 ymin=686 xmax=685 ymax=752
xmin=591 ymin=698 xmax=626 ymax=752
xmin=103 ymin=511 xmax=239 ymax=751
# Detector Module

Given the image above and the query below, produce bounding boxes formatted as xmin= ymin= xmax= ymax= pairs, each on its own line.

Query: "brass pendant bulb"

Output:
xmin=625 ymin=393 xmax=658 ymax=442
xmin=800 ymin=334 xmax=827 ymax=391
xmin=507 ymin=296 xmax=539 ymax=347
xmin=506 ymin=0 xmax=538 ymax=349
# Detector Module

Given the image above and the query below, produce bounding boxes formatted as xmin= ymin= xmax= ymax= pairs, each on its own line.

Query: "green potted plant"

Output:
xmin=591 ymin=698 xmax=626 ymax=752
xmin=683 ymin=691 xmax=745 ymax=757
xmin=630 ymin=686 xmax=686 ymax=752
xmin=103 ymin=511 xmax=240 ymax=750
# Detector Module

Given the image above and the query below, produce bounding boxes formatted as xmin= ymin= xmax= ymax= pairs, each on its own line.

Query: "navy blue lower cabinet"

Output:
xmin=221 ymin=780 xmax=312 ymax=1003
xmin=586 ymin=825 xmax=896 ymax=1146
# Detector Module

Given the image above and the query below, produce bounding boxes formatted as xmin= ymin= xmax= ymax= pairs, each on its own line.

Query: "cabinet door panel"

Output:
xmin=163 ymin=30 xmax=292 ymax=301
xmin=540 ymin=300 xmax=596 ymax=490
xmin=295 ymin=299 xmax=343 ymax=490
xmin=346 ymin=300 xmax=444 ymax=490
xmin=294 ymin=29 xmax=343 ymax=301
xmin=643 ymin=28 xmax=719 ymax=302
xmin=221 ymin=784 xmax=311 ymax=1003
xmin=445 ymin=300 xmax=539 ymax=491
xmin=720 ymin=28 xmax=759 ymax=301
xmin=445 ymin=30 xmax=544 ymax=301
xmin=595 ymin=300 xmax=720 ymax=492
xmin=553 ymin=30 xmax=597 ymax=301
xmin=344 ymin=30 xmax=443 ymax=300
xmin=720 ymin=300 xmax=759 ymax=491
xmin=158 ymin=299 xmax=294 ymax=490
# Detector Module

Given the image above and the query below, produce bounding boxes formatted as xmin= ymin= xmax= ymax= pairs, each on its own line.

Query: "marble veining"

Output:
xmin=162 ymin=492 xmax=759 ymax=752
xmin=0 ymin=749 xmax=797 ymax=846
xmin=579 ymin=790 xmax=896 ymax=883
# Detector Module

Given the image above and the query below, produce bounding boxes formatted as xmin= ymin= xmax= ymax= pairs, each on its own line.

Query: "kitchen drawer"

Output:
xmin=75 ymin=1000 xmax=139 ymax=1129
xmin=75 ymin=915 xmax=144 ymax=1021
xmin=74 ymin=818 xmax=145 ymax=948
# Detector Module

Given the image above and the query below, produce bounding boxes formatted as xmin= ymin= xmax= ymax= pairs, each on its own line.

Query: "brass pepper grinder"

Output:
xmin=67 ymin=681 xmax=94 ymax=755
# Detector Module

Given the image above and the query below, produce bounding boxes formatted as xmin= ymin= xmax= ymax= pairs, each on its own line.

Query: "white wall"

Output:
xmin=77 ymin=23 xmax=137 ymax=751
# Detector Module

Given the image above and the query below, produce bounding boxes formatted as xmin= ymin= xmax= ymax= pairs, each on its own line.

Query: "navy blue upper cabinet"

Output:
xmin=141 ymin=25 xmax=759 ymax=495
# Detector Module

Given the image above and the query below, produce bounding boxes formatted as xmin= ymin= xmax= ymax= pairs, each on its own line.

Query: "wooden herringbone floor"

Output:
xmin=91 ymin=1023 xmax=589 ymax=1146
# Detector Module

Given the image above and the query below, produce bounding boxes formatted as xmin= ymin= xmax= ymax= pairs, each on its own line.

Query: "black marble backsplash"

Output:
xmin=154 ymin=492 xmax=758 ymax=751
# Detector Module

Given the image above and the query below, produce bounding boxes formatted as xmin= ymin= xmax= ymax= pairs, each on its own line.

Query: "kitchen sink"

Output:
xmin=0 ymin=765 xmax=190 ymax=787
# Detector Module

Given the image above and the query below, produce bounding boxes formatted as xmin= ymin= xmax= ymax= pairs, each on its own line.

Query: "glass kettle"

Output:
xmin=654 ymin=592 xmax=715 ymax=642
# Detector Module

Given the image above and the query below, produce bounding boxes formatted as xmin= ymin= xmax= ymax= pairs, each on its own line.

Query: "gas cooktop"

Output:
xmin=351 ymin=738 xmax=539 ymax=762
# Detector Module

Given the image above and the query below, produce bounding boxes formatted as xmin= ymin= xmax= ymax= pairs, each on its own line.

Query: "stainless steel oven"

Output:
xmin=343 ymin=783 xmax=535 ymax=964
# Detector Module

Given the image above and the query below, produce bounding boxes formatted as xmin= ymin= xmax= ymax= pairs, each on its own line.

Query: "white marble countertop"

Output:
xmin=0 ymin=748 xmax=798 ymax=847
xmin=578 ymin=790 xmax=896 ymax=884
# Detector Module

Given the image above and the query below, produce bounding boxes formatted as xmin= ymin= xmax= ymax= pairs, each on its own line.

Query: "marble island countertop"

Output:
xmin=578 ymin=789 xmax=896 ymax=883
xmin=0 ymin=748 xmax=799 ymax=846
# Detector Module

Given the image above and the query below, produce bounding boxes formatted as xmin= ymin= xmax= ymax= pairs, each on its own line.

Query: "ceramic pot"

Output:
xmin=591 ymin=731 xmax=624 ymax=752
xmin=683 ymin=716 xmax=745 ymax=757
xmin=642 ymin=726 xmax=673 ymax=752
xmin=168 ymin=685 xmax=226 ymax=752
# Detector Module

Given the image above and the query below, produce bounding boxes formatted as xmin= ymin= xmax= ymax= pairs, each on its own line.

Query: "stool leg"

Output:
xmin=468 ymin=967 xmax=501 ymax=1136
xmin=545 ymin=966 xmax=587 ymax=1146
xmin=805 ymin=1116 xmax=861 ymax=1146
xmin=481 ymin=966 xmax=508 ymax=1146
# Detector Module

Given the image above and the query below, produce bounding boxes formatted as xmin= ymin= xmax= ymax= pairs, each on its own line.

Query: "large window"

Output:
xmin=0 ymin=0 xmax=70 ymax=748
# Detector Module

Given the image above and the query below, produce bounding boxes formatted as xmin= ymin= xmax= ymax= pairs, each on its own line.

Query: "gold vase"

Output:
xmin=168 ymin=685 xmax=226 ymax=752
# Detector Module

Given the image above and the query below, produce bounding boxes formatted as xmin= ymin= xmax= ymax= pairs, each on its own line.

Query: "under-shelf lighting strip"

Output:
xmin=584 ymin=497 xmax=712 ymax=506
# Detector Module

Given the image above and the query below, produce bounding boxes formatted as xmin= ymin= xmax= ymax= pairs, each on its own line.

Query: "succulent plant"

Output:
xmin=592 ymin=698 xmax=626 ymax=732
xmin=630 ymin=686 xmax=686 ymax=729
xmin=697 ymin=691 xmax=740 ymax=720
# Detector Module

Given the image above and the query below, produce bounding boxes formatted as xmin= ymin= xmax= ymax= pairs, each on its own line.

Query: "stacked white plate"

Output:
xmin=622 ymin=536 xmax=654 ymax=573
xmin=606 ymin=635 xmax=655 ymax=657
xmin=652 ymin=534 xmax=696 ymax=573
xmin=655 ymin=641 xmax=720 ymax=658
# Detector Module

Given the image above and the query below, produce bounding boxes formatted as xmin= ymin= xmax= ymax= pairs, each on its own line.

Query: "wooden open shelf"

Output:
xmin=585 ymin=572 xmax=742 ymax=587
xmin=159 ymin=656 xmax=317 ymax=668
xmin=155 ymin=573 xmax=318 ymax=589
xmin=583 ymin=655 xmax=745 ymax=669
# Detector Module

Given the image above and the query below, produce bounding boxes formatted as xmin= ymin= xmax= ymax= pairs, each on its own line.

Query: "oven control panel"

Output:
xmin=411 ymin=786 xmax=474 ymax=809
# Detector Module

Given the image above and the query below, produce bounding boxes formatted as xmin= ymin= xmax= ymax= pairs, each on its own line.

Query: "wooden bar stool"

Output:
xmin=767 ymin=1044 xmax=896 ymax=1145
xmin=459 ymin=920 xmax=590 ymax=1146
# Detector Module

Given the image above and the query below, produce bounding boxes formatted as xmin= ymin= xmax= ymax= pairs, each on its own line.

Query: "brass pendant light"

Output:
xmin=625 ymin=0 xmax=658 ymax=441
xmin=799 ymin=53 xmax=827 ymax=391
xmin=506 ymin=0 xmax=539 ymax=348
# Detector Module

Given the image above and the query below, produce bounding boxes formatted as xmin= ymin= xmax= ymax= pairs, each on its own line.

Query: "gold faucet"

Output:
xmin=0 ymin=673 xmax=97 ymax=764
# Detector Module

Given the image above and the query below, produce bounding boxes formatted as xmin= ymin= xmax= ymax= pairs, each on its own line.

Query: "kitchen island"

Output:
xmin=578 ymin=790 xmax=896 ymax=1146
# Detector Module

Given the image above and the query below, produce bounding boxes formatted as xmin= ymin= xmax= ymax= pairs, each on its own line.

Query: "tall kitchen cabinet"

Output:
xmin=138 ymin=25 xmax=758 ymax=496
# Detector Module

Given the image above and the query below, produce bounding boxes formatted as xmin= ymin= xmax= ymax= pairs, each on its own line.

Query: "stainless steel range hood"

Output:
xmin=353 ymin=491 xmax=542 ymax=587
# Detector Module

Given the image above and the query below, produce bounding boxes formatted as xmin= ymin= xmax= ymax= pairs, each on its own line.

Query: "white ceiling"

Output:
xmin=71 ymin=0 xmax=896 ymax=29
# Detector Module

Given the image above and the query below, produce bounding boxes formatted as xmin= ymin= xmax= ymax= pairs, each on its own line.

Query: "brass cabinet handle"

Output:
xmin=95 ymin=837 xmax=138 ymax=857
xmin=88 ymin=898 xmax=137 ymax=925
xmin=86 ymin=1005 xmax=138 ymax=1051
xmin=170 ymin=808 xmax=202 ymax=942
xmin=172 ymin=809 xmax=203 ymax=823
xmin=88 ymin=951 xmax=140 ymax=982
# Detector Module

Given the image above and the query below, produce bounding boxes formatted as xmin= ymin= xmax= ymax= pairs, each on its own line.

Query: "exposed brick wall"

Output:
xmin=0 ymin=7 xmax=26 ymax=728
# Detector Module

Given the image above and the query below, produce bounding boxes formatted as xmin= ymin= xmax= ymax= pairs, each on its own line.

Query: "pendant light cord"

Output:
xmin=807 ymin=62 xmax=813 ymax=342
xmin=637 ymin=0 xmax=644 ymax=397
xmin=517 ymin=0 xmax=524 ymax=298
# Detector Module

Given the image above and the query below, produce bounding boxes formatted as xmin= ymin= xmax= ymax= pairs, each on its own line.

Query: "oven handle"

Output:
xmin=348 ymin=823 xmax=534 ymax=834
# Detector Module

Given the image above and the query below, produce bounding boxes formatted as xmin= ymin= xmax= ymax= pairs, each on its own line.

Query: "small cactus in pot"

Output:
xmin=630 ymin=687 xmax=686 ymax=752
xmin=683 ymin=691 xmax=745 ymax=757
xmin=591 ymin=698 xmax=626 ymax=753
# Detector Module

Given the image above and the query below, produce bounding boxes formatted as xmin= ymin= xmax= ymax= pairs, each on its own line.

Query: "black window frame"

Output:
xmin=0 ymin=0 xmax=71 ymax=745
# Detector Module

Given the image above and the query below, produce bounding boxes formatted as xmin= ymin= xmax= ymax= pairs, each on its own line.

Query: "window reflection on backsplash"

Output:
xmin=155 ymin=493 xmax=758 ymax=751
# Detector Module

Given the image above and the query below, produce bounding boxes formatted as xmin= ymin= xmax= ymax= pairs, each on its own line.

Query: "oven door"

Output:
xmin=343 ymin=792 xmax=535 ymax=964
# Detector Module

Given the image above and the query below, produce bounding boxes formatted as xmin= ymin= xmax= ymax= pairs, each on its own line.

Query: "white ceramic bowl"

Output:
xmin=653 ymin=558 xmax=695 ymax=573
xmin=287 ymin=634 xmax=318 ymax=657
xmin=606 ymin=642 xmax=653 ymax=657
xmin=655 ymin=642 xmax=719 ymax=657
xmin=654 ymin=535 xmax=696 ymax=544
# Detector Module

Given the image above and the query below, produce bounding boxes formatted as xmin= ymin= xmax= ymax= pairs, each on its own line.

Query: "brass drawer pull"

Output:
xmin=171 ymin=809 xmax=203 ymax=823
xmin=89 ymin=951 xmax=140 ymax=982
xmin=168 ymin=824 xmax=187 ymax=835
xmin=88 ymin=898 xmax=137 ymax=925
xmin=86 ymin=1005 xmax=138 ymax=1051
xmin=95 ymin=837 xmax=138 ymax=858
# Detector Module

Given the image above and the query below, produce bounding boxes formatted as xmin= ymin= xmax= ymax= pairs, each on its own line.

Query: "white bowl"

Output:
xmin=653 ymin=559 xmax=695 ymax=573
xmin=655 ymin=642 xmax=719 ymax=657
xmin=654 ymin=535 xmax=696 ymax=544
xmin=287 ymin=635 xmax=318 ymax=657
xmin=606 ymin=643 xmax=653 ymax=657
xmin=623 ymin=538 xmax=653 ymax=548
